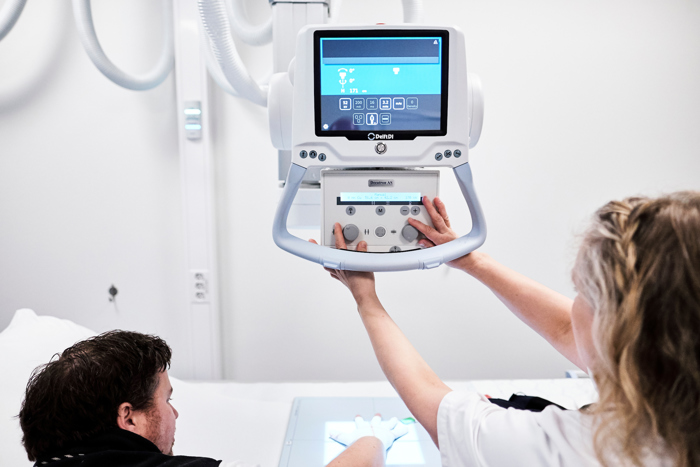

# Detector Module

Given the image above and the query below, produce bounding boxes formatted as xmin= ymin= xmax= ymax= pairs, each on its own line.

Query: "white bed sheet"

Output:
xmin=172 ymin=379 xmax=598 ymax=466
xmin=0 ymin=309 xmax=598 ymax=466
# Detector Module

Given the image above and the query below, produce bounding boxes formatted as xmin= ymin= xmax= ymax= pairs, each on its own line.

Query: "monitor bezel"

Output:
xmin=313 ymin=29 xmax=450 ymax=140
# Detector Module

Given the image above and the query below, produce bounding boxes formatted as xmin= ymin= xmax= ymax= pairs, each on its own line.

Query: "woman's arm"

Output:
xmin=315 ymin=227 xmax=452 ymax=447
xmin=325 ymin=437 xmax=385 ymax=467
xmin=409 ymin=197 xmax=585 ymax=370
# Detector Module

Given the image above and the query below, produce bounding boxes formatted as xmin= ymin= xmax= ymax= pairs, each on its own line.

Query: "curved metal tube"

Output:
xmin=0 ymin=0 xmax=27 ymax=42
xmin=72 ymin=0 xmax=174 ymax=91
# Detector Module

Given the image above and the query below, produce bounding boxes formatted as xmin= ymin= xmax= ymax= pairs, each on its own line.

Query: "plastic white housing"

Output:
xmin=273 ymin=24 xmax=487 ymax=271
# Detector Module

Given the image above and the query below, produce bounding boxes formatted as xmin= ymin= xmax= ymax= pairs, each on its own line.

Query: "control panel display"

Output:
xmin=315 ymin=30 xmax=449 ymax=140
xmin=339 ymin=192 xmax=422 ymax=204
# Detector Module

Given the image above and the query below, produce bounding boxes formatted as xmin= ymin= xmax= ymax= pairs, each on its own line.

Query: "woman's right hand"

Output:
xmin=408 ymin=196 xmax=483 ymax=273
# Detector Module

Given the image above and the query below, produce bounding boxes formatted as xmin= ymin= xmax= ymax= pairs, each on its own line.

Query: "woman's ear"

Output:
xmin=116 ymin=402 xmax=137 ymax=432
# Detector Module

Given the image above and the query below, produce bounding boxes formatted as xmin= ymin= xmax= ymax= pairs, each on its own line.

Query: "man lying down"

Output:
xmin=19 ymin=331 xmax=405 ymax=467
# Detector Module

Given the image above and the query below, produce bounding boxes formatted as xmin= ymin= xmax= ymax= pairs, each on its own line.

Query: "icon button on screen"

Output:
xmin=339 ymin=98 xmax=351 ymax=110
xmin=380 ymin=114 xmax=391 ymax=125
xmin=366 ymin=113 xmax=379 ymax=125
xmin=353 ymin=98 xmax=365 ymax=110
xmin=393 ymin=97 xmax=405 ymax=110
xmin=353 ymin=113 xmax=365 ymax=125
xmin=406 ymin=97 xmax=418 ymax=109
xmin=379 ymin=98 xmax=392 ymax=110
xmin=366 ymin=98 xmax=378 ymax=110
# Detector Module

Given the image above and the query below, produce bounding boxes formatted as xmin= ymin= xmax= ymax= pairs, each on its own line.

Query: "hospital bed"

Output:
xmin=0 ymin=309 xmax=598 ymax=466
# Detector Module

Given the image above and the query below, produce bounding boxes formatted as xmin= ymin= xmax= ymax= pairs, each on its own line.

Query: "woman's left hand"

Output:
xmin=309 ymin=223 xmax=378 ymax=306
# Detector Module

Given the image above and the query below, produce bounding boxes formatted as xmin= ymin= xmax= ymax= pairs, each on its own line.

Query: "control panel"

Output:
xmin=321 ymin=169 xmax=439 ymax=252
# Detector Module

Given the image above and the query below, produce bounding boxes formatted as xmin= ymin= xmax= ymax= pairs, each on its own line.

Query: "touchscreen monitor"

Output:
xmin=314 ymin=30 xmax=449 ymax=140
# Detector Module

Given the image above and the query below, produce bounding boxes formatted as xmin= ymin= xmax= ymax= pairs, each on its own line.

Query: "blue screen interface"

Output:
xmin=319 ymin=36 xmax=443 ymax=132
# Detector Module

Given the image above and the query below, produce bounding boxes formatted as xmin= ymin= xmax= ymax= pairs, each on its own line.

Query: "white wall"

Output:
xmin=1 ymin=0 xmax=699 ymax=381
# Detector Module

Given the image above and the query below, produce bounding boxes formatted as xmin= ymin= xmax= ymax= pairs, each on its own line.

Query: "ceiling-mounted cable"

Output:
xmin=0 ymin=0 xmax=27 ymax=41
xmin=226 ymin=0 xmax=272 ymax=46
xmin=72 ymin=0 xmax=174 ymax=91
xmin=198 ymin=0 xmax=267 ymax=106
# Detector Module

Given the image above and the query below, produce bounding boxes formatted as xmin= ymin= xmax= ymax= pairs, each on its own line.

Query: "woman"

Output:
xmin=319 ymin=191 xmax=700 ymax=466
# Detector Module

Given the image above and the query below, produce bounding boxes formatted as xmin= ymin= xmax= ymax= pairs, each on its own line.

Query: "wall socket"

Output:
xmin=190 ymin=270 xmax=209 ymax=303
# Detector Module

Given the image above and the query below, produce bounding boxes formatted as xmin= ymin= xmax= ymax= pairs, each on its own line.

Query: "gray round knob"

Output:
xmin=343 ymin=224 xmax=360 ymax=242
xmin=401 ymin=224 xmax=419 ymax=242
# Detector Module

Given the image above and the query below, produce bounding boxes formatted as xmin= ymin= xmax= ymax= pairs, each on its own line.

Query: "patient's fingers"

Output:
xmin=356 ymin=241 xmax=368 ymax=252
xmin=333 ymin=222 xmax=348 ymax=250
xmin=434 ymin=197 xmax=451 ymax=228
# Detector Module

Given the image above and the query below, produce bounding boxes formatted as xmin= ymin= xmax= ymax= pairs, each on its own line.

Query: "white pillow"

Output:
xmin=0 ymin=309 xmax=96 ymax=466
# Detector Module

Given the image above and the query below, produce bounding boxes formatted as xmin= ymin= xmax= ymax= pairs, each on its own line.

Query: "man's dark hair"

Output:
xmin=18 ymin=330 xmax=172 ymax=461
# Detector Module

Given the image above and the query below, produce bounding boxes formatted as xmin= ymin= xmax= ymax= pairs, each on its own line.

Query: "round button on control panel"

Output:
xmin=300 ymin=150 xmax=308 ymax=159
xmin=375 ymin=206 xmax=386 ymax=216
xmin=402 ymin=225 xmax=419 ymax=242
xmin=410 ymin=206 xmax=421 ymax=216
xmin=346 ymin=206 xmax=356 ymax=216
xmin=400 ymin=206 xmax=410 ymax=215
xmin=343 ymin=224 xmax=359 ymax=242
xmin=309 ymin=150 xmax=317 ymax=159
xmin=375 ymin=227 xmax=386 ymax=237
xmin=390 ymin=246 xmax=402 ymax=252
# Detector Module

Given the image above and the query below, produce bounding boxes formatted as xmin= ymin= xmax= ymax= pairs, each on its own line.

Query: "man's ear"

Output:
xmin=117 ymin=402 xmax=137 ymax=432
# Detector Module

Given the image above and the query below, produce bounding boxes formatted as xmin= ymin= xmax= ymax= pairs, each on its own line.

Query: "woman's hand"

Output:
xmin=309 ymin=223 xmax=379 ymax=307
xmin=408 ymin=196 xmax=484 ymax=273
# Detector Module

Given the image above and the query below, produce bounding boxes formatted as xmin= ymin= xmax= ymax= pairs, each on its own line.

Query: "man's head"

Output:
xmin=19 ymin=330 xmax=174 ymax=461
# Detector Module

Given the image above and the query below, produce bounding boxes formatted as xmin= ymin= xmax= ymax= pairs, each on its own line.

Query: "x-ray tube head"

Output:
xmin=272 ymin=24 xmax=487 ymax=271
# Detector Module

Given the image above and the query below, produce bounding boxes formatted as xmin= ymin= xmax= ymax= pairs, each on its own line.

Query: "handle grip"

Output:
xmin=273 ymin=163 xmax=486 ymax=272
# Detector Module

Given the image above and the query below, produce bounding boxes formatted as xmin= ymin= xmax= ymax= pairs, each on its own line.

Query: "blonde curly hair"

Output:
xmin=572 ymin=191 xmax=700 ymax=466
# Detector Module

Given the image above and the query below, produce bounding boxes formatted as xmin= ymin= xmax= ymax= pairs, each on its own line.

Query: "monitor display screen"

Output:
xmin=314 ymin=30 xmax=449 ymax=140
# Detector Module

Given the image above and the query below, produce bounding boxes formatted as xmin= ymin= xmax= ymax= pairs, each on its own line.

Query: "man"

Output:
xmin=19 ymin=330 xmax=396 ymax=466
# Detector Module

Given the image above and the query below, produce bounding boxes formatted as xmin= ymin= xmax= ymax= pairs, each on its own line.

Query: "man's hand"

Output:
xmin=407 ymin=196 xmax=483 ymax=273
xmin=309 ymin=223 xmax=378 ymax=307
xmin=330 ymin=415 xmax=409 ymax=452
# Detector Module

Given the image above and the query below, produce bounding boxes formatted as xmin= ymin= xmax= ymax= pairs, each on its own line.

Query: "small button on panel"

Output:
xmin=300 ymin=150 xmax=308 ymax=159
xmin=309 ymin=150 xmax=317 ymax=159
xmin=321 ymin=170 xmax=440 ymax=252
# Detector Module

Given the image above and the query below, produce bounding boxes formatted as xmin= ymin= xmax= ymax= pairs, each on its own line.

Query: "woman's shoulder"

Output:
xmin=438 ymin=390 xmax=599 ymax=467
